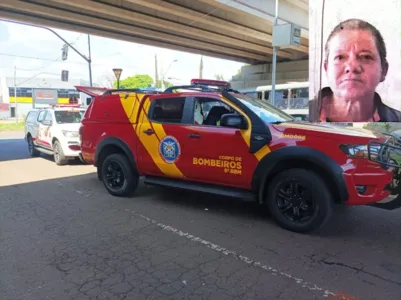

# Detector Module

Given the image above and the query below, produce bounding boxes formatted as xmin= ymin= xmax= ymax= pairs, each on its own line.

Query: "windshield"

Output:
xmin=232 ymin=93 xmax=294 ymax=123
xmin=55 ymin=111 xmax=82 ymax=124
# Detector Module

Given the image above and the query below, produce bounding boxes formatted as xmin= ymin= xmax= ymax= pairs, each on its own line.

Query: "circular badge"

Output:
xmin=159 ymin=135 xmax=181 ymax=164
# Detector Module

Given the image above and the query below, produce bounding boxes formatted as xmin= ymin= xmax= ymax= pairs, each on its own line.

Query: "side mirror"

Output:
xmin=220 ymin=113 xmax=247 ymax=129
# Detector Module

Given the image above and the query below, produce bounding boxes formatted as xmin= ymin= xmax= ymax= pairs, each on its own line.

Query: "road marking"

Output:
xmin=125 ymin=209 xmax=357 ymax=299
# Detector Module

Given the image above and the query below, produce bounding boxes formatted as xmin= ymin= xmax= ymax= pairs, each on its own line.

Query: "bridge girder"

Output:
xmin=0 ymin=0 xmax=309 ymax=64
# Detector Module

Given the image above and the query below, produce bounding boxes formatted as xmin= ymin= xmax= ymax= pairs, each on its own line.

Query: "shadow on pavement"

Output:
xmin=0 ymin=138 xmax=31 ymax=161
xmin=1 ymin=172 xmax=399 ymax=241
xmin=0 ymin=137 xmax=84 ymax=165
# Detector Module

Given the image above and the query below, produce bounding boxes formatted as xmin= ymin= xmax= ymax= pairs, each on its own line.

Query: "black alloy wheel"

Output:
xmin=104 ymin=160 xmax=126 ymax=191
xmin=101 ymin=153 xmax=139 ymax=197
xmin=275 ymin=179 xmax=316 ymax=223
xmin=266 ymin=168 xmax=333 ymax=233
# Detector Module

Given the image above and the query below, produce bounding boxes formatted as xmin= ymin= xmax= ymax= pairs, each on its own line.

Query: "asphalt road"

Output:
xmin=0 ymin=131 xmax=400 ymax=300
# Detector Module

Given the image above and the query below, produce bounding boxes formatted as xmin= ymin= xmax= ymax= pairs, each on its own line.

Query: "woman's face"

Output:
xmin=324 ymin=29 xmax=387 ymax=100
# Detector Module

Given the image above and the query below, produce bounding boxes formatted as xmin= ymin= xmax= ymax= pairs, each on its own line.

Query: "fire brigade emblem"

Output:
xmin=159 ymin=136 xmax=181 ymax=163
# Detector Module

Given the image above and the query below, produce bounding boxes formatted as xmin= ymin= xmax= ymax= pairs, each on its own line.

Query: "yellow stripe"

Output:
xmin=58 ymin=98 xmax=70 ymax=104
xmin=128 ymin=95 xmax=183 ymax=178
xmin=254 ymin=145 xmax=271 ymax=161
xmin=219 ymin=94 xmax=271 ymax=160
xmin=135 ymin=101 xmax=146 ymax=136
xmin=9 ymin=97 xmax=72 ymax=104
xmin=150 ymin=122 xmax=184 ymax=178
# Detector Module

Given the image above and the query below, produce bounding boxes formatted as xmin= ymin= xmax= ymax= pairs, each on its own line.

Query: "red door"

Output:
xmin=180 ymin=125 xmax=255 ymax=189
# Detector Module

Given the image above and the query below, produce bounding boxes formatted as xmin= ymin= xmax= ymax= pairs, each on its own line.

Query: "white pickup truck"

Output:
xmin=24 ymin=104 xmax=86 ymax=165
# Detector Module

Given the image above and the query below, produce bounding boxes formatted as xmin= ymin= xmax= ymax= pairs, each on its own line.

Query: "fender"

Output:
xmin=95 ymin=136 xmax=136 ymax=170
xmin=252 ymin=146 xmax=349 ymax=204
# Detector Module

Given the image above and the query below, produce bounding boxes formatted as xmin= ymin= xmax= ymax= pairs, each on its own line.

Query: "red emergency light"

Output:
xmin=190 ymin=79 xmax=231 ymax=87
xmin=49 ymin=104 xmax=81 ymax=108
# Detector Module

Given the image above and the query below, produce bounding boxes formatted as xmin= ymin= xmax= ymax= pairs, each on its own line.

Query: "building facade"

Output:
xmin=0 ymin=76 xmax=95 ymax=119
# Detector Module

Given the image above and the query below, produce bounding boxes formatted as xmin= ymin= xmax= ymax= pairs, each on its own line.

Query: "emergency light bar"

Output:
xmin=190 ymin=79 xmax=231 ymax=87
xmin=49 ymin=104 xmax=81 ymax=108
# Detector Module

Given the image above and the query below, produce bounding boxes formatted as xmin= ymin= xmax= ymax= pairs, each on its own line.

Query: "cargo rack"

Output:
xmin=163 ymin=84 xmax=242 ymax=94
xmin=102 ymin=88 xmax=163 ymax=95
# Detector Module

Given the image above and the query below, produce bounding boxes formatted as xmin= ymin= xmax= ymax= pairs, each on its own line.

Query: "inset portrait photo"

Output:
xmin=309 ymin=0 xmax=401 ymax=122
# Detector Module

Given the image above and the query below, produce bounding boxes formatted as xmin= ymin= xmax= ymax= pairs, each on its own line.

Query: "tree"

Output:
xmin=114 ymin=74 xmax=154 ymax=89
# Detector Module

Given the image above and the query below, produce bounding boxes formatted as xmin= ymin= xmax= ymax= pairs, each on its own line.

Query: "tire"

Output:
xmin=53 ymin=140 xmax=68 ymax=165
xmin=265 ymin=168 xmax=333 ymax=233
xmin=101 ymin=153 xmax=139 ymax=197
xmin=27 ymin=135 xmax=39 ymax=157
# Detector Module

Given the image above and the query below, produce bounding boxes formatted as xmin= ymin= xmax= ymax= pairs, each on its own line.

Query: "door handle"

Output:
xmin=188 ymin=133 xmax=201 ymax=139
xmin=143 ymin=129 xmax=154 ymax=135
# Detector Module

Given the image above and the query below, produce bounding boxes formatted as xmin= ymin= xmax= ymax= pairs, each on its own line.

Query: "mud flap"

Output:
xmin=368 ymin=195 xmax=401 ymax=210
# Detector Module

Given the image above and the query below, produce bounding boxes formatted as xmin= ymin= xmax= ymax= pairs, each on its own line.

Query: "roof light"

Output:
xmin=190 ymin=78 xmax=231 ymax=87
xmin=49 ymin=104 xmax=81 ymax=108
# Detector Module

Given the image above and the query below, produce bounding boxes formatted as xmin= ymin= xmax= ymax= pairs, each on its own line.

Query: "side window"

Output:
xmin=26 ymin=111 xmax=38 ymax=123
xmin=149 ymin=97 xmax=185 ymax=124
xmin=263 ymin=91 xmax=269 ymax=101
xmin=44 ymin=111 xmax=53 ymax=121
xmin=289 ymin=88 xmax=309 ymax=109
xmin=37 ymin=110 xmax=46 ymax=122
xmin=268 ymin=89 xmax=289 ymax=109
xmin=193 ymin=97 xmax=238 ymax=127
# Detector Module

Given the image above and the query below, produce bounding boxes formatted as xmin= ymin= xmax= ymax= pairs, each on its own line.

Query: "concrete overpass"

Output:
xmin=0 ymin=0 xmax=309 ymax=65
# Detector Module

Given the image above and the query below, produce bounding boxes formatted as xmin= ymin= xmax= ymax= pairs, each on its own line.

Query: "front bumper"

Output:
xmin=355 ymin=133 xmax=401 ymax=210
xmin=60 ymin=138 xmax=82 ymax=157
xmin=343 ymin=160 xmax=393 ymax=206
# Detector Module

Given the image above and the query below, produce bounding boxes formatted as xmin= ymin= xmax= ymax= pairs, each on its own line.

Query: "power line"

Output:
xmin=0 ymin=52 xmax=59 ymax=62
xmin=9 ymin=33 xmax=85 ymax=71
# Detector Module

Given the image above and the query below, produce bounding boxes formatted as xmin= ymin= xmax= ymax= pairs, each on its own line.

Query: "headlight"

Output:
xmin=62 ymin=130 xmax=79 ymax=138
xmin=339 ymin=144 xmax=372 ymax=159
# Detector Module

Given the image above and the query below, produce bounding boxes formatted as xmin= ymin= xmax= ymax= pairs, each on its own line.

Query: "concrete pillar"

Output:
xmin=230 ymin=60 xmax=308 ymax=90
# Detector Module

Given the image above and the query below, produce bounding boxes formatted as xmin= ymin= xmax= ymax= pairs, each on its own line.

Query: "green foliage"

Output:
xmin=114 ymin=74 xmax=154 ymax=89
xmin=0 ymin=121 xmax=25 ymax=131
xmin=155 ymin=80 xmax=173 ymax=88
xmin=363 ymin=122 xmax=401 ymax=134
xmin=113 ymin=74 xmax=174 ymax=89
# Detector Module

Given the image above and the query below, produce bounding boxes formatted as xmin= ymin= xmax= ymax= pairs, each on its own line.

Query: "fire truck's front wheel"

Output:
xmin=265 ymin=168 xmax=333 ymax=233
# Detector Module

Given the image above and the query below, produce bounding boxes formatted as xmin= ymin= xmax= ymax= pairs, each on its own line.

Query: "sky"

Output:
xmin=0 ymin=20 xmax=245 ymax=87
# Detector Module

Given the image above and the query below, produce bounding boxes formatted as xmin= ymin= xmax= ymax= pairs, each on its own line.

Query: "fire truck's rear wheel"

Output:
xmin=101 ymin=153 xmax=139 ymax=197
xmin=265 ymin=168 xmax=333 ymax=233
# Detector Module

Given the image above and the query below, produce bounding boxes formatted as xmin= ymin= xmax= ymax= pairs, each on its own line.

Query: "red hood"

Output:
xmin=272 ymin=122 xmax=386 ymax=142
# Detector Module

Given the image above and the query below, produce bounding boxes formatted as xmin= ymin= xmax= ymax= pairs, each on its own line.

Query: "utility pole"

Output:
xmin=155 ymin=54 xmax=159 ymax=88
xmin=87 ymin=35 xmax=93 ymax=86
xmin=271 ymin=0 xmax=279 ymax=106
xmin=14 ymin=66 xmax=17 ymax=123
xmin=199 ymin=56 xmax=203 ymax=79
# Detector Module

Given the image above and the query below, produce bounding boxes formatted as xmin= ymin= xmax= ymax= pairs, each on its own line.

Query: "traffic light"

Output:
xmin=62 ymin=44 xmax=68 ymax=61
xmin=61 ymin=70 xmax=69 ymax=82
